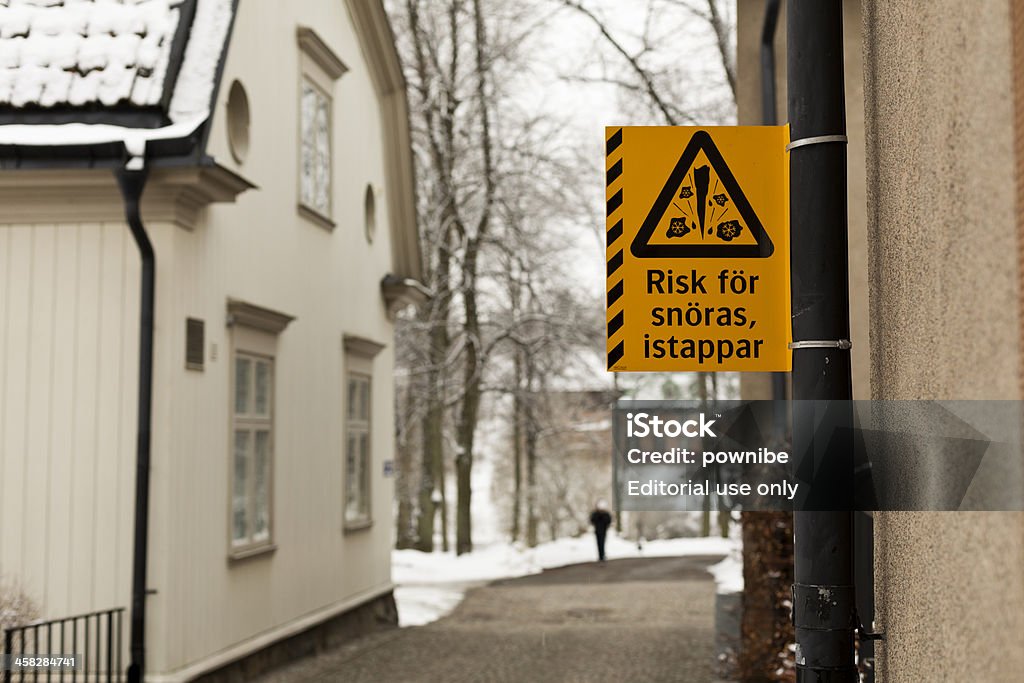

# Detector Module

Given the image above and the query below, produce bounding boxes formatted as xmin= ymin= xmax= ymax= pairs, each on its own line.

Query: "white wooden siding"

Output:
xmin=0 ymin=222 xmax=138 ymax=619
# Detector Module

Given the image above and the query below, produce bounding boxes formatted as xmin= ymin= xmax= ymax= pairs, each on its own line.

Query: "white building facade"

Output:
xmin=0 ymin=1 xmax=423 ymax=680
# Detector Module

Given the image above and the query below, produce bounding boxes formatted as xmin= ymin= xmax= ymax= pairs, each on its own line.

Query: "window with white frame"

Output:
xmin=296 ymin=27 xmax=345 ymax=227
xmin=232 ymin=352 xmax=274 ymax=549
xmin=299 ymin=78 xmax=332 ymax=218
xmin=345 ymin=372 xmax=371 ymax=526
xmin=226 ymin=299 xmax=293 ymax=557
xmin=343 ymin=335 xmax=383 ymax=529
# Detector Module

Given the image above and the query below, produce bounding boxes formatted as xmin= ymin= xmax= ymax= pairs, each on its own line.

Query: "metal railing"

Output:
xmin=2 ymin=607 xmax=125 ymax=682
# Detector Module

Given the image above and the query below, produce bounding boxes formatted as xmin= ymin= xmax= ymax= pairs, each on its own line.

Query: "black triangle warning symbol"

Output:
xmin=631 ymin=130 xmax=774 ymax=259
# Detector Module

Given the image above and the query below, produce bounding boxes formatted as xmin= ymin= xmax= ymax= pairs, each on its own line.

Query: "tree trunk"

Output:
xmin=740 ymin=511 xmax=795 ymax=682
xmin=698 ymin=372 xmax=711 ymax=536
xmin=701 ymin=493 xmax=712 ymax=537
xmin=417 ymin=385 xmax=440 ymax=552
xmin=525 ymin=364 xmax=539 ymax=547
xmin=455 ymin=280 xmax=481 ymax=555
xmin=718 ymin=505 xmax=730 ymax=538
xmin=396 ymin=498 xmax=416 ymax=549
xmin=395 ymin=380 xmax=417 ymax=549
xmin=455 ymin=392 xmax=476 ymax=555
xmin=440 ymin=452 xmax=449 ymax=552
xmin=416 ymin=271 xmax=449 ymax=552
xmin=453 ymin=0 xmax=496 ymax=556
xmin=511 ymin=349 xmax=524 ymax=542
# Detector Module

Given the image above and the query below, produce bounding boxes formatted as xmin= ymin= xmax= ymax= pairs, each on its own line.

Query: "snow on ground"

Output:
xmin=708 ymin=545 xmax=744 ymax=595
xmin=393 ymin=532 xmax=739 ymax=627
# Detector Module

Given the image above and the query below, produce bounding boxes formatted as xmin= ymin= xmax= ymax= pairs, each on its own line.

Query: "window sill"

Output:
xmin=298 ymin=203 xmax=336 ymax=231
xmin=343 ymin=519 xmax=373 ymax=534
xmin=228 ymin=542 xmax=277 ymax=563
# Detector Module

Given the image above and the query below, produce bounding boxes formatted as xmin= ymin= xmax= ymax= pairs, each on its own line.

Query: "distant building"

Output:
xmin=0 ymin=0 xmax=424 ymax=680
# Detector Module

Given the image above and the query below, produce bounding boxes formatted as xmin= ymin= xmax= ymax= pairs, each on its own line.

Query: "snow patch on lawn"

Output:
xmin=393 ymin=533 xmax=739 ymax=627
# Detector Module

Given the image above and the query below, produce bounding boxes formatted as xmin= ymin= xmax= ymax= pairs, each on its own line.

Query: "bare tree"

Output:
xmin=390 ymin=0 xmax=592 ymax=554
xmin=395 ymin=0 xmax=457 ymax=553
xmin=392 ymin=0 xmax=736 ymax=561
xmin=556 ymin=0 xmax=736 ymax=126
xmin=665 ymin=0 xmax=736 ymax=99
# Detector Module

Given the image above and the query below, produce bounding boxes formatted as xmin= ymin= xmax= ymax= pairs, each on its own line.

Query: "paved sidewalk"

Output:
xmin=257 ymin=555 xmax=722 ymax=683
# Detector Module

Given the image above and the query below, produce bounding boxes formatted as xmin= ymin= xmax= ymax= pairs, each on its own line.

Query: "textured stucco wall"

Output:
xmin=863 ymin=0 xmax=1024 ymax=680
xmin=872 ymin=512 xmax=1024 ymax=681
xmin=864 ymin=0 xmax=1020 ymax=401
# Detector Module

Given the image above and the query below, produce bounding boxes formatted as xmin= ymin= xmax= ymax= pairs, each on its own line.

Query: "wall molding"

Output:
xmin=226 ymin=299 xmax=295 ymax=334
xmin=380 ymin=273 xmax=430 ymax=319
xmin=297 ymin=26 xmax=348 ymax=81
xmin=343 ymin=334 xmax=385 ymax=359
xmin=0 ymin=164 xmax=255 ymax=230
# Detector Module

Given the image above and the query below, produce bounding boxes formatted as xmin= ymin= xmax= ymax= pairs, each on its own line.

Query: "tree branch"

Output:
xmin=559 ymin=0 xmax=679 ymax=125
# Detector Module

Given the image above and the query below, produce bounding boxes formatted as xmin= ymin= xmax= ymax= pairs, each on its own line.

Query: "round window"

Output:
xmin=364 ymin=184 xmax=377 ymax=243
xmin=226 ymin=80 xmax=250 ymax=164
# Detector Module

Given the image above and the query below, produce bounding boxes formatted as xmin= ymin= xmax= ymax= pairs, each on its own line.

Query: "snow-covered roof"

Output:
xmin=0 ymin=0 xmax=237 ymax=159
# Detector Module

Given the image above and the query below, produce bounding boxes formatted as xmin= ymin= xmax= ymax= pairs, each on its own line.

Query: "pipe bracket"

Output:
xmin=856 ymin=612 xmax=886 ymax=641
xmin=786 ymin=134 xmax=848 ymax=151
xmin=793 ymin=583 xmax=857 ymax=631
xmin=789 ymin=339 xmax=852 ymax=350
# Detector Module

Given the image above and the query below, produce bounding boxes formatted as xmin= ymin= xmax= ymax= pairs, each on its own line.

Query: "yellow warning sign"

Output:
xmin=606 ymin=126 xmax=791 ymax=372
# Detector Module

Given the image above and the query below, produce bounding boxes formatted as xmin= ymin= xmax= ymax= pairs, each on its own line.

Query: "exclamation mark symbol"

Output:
xmin=695 ymin=165 xmax=710 ymax=240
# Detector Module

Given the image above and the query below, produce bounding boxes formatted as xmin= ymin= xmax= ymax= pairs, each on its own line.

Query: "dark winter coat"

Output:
xmin=590 ymin=509 xmax=612 ymax=534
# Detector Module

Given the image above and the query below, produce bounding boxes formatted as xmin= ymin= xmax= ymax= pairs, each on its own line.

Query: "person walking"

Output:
xmin=590 ymin=500 xmax=613 ymax=562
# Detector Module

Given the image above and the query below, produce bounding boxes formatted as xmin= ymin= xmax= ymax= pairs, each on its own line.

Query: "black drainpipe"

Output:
xmin=116 ymin=164 xmax=154 ymax=683
xmin=760 ymin=0 xmax=787 ymax=441
xmin=761 ymin=0 xmax=781 ymax=126
xmin=787 ymin=1 xmax=858 ymax=682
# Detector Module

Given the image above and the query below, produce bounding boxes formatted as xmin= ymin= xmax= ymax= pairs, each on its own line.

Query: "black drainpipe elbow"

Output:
xmin=761 ymin=0 xmax=788 ymax=443
xmin=761 ymin=0 xmax=782 ymax=127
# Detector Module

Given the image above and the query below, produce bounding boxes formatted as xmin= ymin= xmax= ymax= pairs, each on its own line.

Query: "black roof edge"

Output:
xmin=0 ymin=121 xmax=210 ymax=171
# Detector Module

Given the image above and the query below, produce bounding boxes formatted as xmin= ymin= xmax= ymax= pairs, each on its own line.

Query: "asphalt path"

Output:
xmin=257 ymin=554 xmax=724 ymax=683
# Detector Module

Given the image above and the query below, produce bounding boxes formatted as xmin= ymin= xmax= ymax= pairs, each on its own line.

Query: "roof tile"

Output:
xmin=0 ymin=0 xmax=182 ymax=109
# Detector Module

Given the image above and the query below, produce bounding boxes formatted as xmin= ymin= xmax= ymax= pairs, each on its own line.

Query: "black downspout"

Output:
xmin=760 ymin=0 xmax=787 ymax=440
xmin=761 ymin=0 xmax=781 ymax=127
xmin=788 ymin=2 xmax=857 ymax=683
xmin=116 ymin=166 xmax=154 ymax=683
